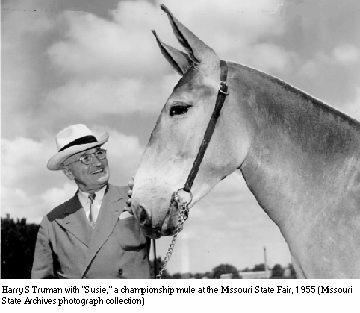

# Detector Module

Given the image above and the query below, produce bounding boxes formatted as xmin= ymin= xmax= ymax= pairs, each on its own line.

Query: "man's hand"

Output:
xmin=126 ymin=177 xmax=134 ymax=208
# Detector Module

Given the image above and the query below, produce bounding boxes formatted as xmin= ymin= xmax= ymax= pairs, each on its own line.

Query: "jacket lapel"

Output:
xmin=55 ymin=194 xmax=92 ymax=247
xmin=82 ymin=184 xmax=124 ymax=277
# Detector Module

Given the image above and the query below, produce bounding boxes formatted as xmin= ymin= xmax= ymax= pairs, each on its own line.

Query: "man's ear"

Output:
xmin=62 ymin=166 xmax=75 ymax=181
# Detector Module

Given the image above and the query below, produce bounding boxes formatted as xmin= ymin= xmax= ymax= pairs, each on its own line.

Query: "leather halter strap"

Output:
xmin=157 ymin=61 xmax=229 ymax=279
xmin=183 ymin=60 xmax=229 ymax=193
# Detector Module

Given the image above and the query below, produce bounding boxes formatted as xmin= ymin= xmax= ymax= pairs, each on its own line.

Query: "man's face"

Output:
xmin=63 ymin=146 xmax=110 ymax=192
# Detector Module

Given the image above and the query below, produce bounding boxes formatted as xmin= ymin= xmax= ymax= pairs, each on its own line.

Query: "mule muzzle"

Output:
xmin=135 ymin=189 xmax=193 ymax=238
xmin=136 ymin=203 xmax=177 ymax=238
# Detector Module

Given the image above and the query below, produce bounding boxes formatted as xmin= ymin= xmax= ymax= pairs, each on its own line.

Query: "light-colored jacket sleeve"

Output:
xmin=31 ymin=216 xmax=56 ymax=279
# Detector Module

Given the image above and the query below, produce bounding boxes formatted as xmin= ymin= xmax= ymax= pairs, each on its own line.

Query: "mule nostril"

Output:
xmin=139 ymin=206 xmax=148 ymax=226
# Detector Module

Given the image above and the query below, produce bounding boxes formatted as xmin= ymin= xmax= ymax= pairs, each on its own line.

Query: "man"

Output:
xmin=31 ymin=124 xmax=150 ymax=278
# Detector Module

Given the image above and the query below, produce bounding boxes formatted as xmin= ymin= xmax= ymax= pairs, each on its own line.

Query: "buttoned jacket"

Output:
xmin=31 ymin=184 xmax=150 ymax=279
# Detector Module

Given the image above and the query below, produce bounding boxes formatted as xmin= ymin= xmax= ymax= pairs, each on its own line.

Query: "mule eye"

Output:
xmin=169 ymin=105 xmax=192 ymax=117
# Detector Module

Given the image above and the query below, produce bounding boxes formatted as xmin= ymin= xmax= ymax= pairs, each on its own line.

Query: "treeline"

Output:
xmin=1 ymin=215 xmax=40 ymax=279
xmin=155 ymin=261 xmax=297 ymax=279
xmin=1 ymin=216 xmax=296 ymax=279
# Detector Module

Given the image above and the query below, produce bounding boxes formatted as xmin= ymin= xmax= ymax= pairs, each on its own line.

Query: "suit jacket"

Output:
xmin=31 ymin=184 xmax=150 ymax=279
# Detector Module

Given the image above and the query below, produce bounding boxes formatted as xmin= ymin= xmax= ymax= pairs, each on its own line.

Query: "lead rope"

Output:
xmin=156 ymin=61 xmax=229 ymax=279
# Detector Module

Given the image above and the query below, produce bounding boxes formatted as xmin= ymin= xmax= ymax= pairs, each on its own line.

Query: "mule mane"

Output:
xmin=228 ymin=62 xmax=360 ymax=160
xmin=239 ymin=63 xmax=360 ymax=128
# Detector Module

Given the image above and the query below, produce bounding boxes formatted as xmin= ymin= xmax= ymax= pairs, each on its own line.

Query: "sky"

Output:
xmin=2 ymin=0 xmax=360 ymax=275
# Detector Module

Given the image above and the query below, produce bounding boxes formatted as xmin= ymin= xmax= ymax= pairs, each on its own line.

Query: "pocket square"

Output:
xmin=119 ymin=210 xmax=134 ymax=220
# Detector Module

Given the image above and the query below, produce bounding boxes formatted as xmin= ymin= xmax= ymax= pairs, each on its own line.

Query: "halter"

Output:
xmin=157 ymin=60 xmax=229 ymax=278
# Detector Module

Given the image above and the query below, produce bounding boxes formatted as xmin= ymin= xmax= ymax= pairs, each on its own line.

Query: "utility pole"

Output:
xmin=264 ymin=246 xmax=268 ymax=271
xmin=152 ymin=239 xmax=157 ymax=277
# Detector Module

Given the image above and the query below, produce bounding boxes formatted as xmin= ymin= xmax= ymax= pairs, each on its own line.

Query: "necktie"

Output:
xmin=88 ymin=192 xmax=97 ymax=228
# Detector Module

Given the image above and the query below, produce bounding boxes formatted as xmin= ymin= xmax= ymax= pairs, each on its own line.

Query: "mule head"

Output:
xmin=131 ymin=5 xmax=250 ymax=238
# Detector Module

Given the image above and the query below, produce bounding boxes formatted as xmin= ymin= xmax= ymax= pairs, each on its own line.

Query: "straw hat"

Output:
xmin=47 ymin=124 xmax=109 ymax=170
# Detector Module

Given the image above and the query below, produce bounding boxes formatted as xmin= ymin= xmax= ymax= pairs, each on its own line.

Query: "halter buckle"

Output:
xmin=219 ymin=81 xmax=229 ymax=95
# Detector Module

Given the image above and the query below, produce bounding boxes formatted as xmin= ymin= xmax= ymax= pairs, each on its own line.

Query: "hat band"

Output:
xmin=59 ymin=135 xmax=97 ymax=152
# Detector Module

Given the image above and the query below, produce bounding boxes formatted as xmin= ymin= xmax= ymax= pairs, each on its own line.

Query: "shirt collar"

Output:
xmin=77 ymin=184 xmax=107 ymax=205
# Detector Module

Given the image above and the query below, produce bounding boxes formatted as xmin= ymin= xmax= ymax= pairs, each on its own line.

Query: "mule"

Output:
xmin=131 ymin=5 xmax=360 ymax=278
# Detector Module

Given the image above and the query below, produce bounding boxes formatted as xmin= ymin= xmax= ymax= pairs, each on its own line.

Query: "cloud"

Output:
xmin=3 ymin=0 xmax=359 ymax=135
xmin=1 ymin=136 xmax=58 ymax=195
xmin=1 ymin=0 xmax=60 ymax=138
xmin=2 ymin=0 xmax=297 ymax=139
xmin=242 ymin=43 xmax=298 ymax=74
xmin=47 ymin=4 xmax=169 ymax=80
xmin=40 ymin=184 xmax=78 ymax=212
xmin=2 ymin=0 xmax=54 ymax=34
xmin=341 ymin=87 xmax=360 ymax=122
xmin=1 ymin=135 xmax=72 ymax=222
xmin=44 ymin=0 xmax=290 ymax=118
xmin=92 ymin=126 xmax=145 ymax=185
xmin=332 ymin=44 xmax=359 ymax=64
xmin=44 ymin=74 xmax=179 ymax=118
xmin=154 ymin=172 xmax=292 ymax=273
xmin=1 ymin=183 xmax=77 ymax=223
xmin=298 ymin=49 xmax=360 ymax=116
xmin=157 ymin=0 xmax=286 ymax=46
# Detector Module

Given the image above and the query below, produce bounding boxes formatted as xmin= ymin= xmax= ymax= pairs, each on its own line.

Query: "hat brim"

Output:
xmin=47 ymin=133 xmax=109 ymax=171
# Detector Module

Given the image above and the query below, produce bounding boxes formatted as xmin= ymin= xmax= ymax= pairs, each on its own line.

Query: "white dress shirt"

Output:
xmin=78 ymin=185 xmax=107 ymax=223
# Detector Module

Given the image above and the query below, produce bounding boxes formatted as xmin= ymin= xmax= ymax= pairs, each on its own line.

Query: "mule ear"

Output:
xmin=152 ymin=30 xmax=192 ymax=76
xmin=160 ymin=4 xmax=219 ymax=74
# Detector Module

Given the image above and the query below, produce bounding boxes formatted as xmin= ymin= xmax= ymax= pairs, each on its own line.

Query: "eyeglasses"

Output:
xmin=79 ymin=149 xmax=107 ymax=165
xmin=64 ymin=149 xmax=107 ymax=166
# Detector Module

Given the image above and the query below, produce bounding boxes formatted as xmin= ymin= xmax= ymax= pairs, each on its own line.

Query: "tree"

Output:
xmin=253 ymin=263 xmax=265 ymax=272
xmin=194 ymin=272 xmax=203 ymax=279
xmin=271 ymin=264 xmax=284 ymax=278
xmin=171 ymin=272 xmax=182 ymax=279
xmin=149 ymin=256 xmax=170 ymax=279
xmin=203 ymin=271 xmax=212 ymax=279
xmin=212 ymin=263 xmax=240 ymax=279
xmin=1 ymin=216 xmax=39 ymax=279
xmin=286 ymin=263 xmax=297 ymax=279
